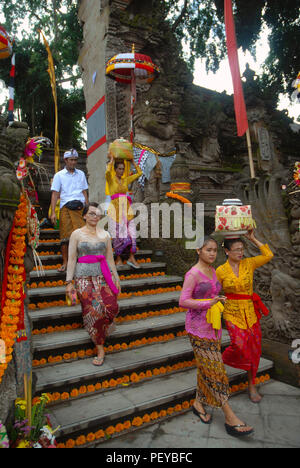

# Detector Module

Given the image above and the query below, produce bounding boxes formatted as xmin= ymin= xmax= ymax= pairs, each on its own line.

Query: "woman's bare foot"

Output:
xmin=248 ymin=386 xmax=262 ymax=403
xmin=115 ymin=256 xmax=123 ymax=266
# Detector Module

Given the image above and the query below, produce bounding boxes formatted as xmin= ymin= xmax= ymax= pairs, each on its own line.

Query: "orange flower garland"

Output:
xmin=32 ymin=329 xmax=187 ymax=367
xmin=55 ymin=373 xmax=271 ymax=448
xmin=0 ymin=194 xmax=28 ymax=383
xmin=41 ymin=358 xmax=196 ymax=404
xmin=166 ymin=192 xmax=192 ymax=204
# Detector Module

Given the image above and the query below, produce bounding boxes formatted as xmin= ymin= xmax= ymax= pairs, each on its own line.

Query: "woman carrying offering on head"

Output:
xmin=66 ymin=202 xmax=121 ymax=366
xmin=216 ymin=229 xmax=274 ymax=403
xmin=179 ymin=237 xmax=254 ymax=437
xmin=105 ymin=140 xmax=143 ymax=269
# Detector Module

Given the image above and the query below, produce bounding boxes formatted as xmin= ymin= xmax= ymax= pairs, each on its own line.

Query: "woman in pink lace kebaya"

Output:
xmin=179 ymin=237 xmax=254 ymax=437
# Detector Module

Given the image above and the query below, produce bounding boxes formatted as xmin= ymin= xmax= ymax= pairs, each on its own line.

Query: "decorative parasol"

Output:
xmin=291 ymin=71 xmax=300 ymax=103
xmin=0 ymin=25 xmax=15 ymax=125
xmin=0 ymin=25 xmax=12 ymax=59
xmin=106 ymin=44 xmax=160 ymax=142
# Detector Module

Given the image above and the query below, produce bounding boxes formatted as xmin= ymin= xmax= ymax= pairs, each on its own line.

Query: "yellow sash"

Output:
xmin=196 ymin=299 xmax=224 ymax=331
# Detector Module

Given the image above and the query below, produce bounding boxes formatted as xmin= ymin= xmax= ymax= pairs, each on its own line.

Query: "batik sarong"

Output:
xmin=189 ymin=334 xmax=230 ymax=408
xmin=59 ymin=205 xmax=85 ymax=244
xmin=222 ymin=320 xmax=262 ymax=383
xmin=75 ymin=275 xmax=119 ymax=345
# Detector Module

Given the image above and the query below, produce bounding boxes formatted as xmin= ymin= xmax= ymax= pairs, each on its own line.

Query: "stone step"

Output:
xmin=34 ymin=334 xmax=226 ymax=393
xmin=48 ymin=357 xmax=274 ymax=440
xmin=29 ymin=261 xmax=167 ymax=281
xmin=32 ymin=312 xmax=186 ymax=354
xmin=38 ymin=249 xmax=153 ymax=265
xmin=40 ymin=229 xmax=60 ymax=239
xmin=29 ymin=291 xmax=182 ymax=324
xmin=28 ymin=275 xmax=183 ymax=300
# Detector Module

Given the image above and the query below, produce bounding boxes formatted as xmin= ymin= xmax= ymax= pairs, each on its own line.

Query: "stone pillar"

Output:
xmin=78 ymin=0 xmax=111 ymax=203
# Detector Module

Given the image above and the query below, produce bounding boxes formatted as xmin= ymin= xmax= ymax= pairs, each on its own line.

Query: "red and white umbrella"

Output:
xmin=106 ymin=45 xmax=160 ymax=141
xmin=0 ymin=25 xmax=12 ymax=60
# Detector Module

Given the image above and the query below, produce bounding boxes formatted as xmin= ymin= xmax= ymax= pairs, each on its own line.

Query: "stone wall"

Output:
xmin=77 ymin=0 xmax=300 ymax=384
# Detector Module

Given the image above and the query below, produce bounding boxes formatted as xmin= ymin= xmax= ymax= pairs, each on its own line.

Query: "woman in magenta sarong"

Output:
xmin=66 ymin=202 xmax=121 ymax=366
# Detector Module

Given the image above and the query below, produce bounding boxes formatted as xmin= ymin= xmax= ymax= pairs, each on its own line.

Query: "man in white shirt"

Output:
xmin=50 ymin=149 xmax=89 ymax=272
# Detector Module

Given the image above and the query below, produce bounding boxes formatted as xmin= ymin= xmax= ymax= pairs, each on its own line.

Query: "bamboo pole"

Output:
xmin=246 ymin=128 xmax=255 ymax=179
xmin=24 ymin=372 xmax=32 ymax=427
xmin=28 ymin=372 xmax=32 ymax=427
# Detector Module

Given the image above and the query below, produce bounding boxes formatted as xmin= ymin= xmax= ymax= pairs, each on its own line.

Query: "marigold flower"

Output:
xmin=75 ymin=435 xmax=86 ymax=446
xmin=106 ymin=426 xmax=115 ymax=436
xmin=123 ymin=420 xmax=131 ymax=429
xmin=95 ymin=429 xmax=105 ymax=439
xmin=132 ymin=417 xmax=143 ymax=427
xmin=115 ymin=423 xmax=124 ymax=433
xmin=65 ymin=439 xmax=76 ymax=448
xmin=86 ymin=433 xmax=96 ymax=442
xmin=142 ymin=414 xmax=151 ymax=423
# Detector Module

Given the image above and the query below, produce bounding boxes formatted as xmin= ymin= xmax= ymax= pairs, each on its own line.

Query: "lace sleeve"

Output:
xmin=179 ymin=271 xmax=213 ymax=310
xmin=248 ymin=244 xmax=274 ymax=271
xmin=66 ymin=230 xmax=79 ymax=282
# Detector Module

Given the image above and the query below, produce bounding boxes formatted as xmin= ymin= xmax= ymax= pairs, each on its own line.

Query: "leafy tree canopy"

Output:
xmin=155 ymin=0 xmax=300 ymax=95
xmin=0 ymin=0 xmax=299 ymax=144
xmin=0 ymin=0 xmax=84 ymax=148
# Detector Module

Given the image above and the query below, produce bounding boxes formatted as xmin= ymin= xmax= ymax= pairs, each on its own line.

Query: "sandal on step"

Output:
xmin=192 ymin=406 xmax=212 ymax=424
xmin=92 ymin=357 xmax=104 ymax=366
xmin=127 ymin=261 xmax=139 ymax=269
xmin=225 ymin=423 xmax=254 ymax=437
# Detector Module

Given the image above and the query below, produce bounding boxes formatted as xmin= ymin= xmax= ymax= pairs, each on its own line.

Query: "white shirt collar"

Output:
xmin=63 ymin=167 xmax=78 ymax=174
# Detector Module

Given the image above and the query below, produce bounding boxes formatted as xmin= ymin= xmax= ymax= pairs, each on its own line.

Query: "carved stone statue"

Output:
xmin=238 ymin=173 xmax=300 ymax=343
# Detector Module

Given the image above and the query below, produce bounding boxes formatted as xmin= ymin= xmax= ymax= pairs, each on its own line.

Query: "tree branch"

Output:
xmin=57 ymin=74 xmax=82 ymax=84
xmin=171 ymin=0 xmax=189 ymax=31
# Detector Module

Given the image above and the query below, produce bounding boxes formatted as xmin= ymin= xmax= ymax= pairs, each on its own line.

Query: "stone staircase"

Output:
xmin=28 ymin=228 xmax=274 ymax=447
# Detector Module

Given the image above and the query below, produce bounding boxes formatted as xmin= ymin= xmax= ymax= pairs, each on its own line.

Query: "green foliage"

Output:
xmin=0 ymin=0 xmax=84 ymax=148
xmin=155 ymin=0 xmax=300 ymax=95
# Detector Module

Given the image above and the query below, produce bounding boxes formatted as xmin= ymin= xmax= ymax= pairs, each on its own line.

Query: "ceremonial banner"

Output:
xmin=8 ymin=53 xmax=15 ymax=125
xmin=224 ymin=0 xmax=248 ymax=137
xmin=39 ymin=30 xmax=60 ymax=173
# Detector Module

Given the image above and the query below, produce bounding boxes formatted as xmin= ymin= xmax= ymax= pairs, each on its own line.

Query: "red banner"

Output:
xmin=224 ymin=0 xmax=248 ymax=137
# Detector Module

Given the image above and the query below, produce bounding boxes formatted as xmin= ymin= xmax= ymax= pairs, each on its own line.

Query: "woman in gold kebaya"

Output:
xmin=216 ymin=229 xmax=274 ymax=403
xmin=105 ymin=144 xmax=142 ymax=269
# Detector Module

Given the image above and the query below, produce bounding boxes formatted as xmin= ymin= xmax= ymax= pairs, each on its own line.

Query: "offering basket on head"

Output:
xmin=214 ymin=199 xmax=256 ymax=239
xmin=108 ymin=138 xmax=133 ymax=161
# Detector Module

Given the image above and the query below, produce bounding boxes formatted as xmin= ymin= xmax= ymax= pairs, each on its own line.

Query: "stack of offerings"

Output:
xmin=108 ymin=138 xmax=133 ymax=161
xmin=215 ymin=199 xmax=256 ymax=238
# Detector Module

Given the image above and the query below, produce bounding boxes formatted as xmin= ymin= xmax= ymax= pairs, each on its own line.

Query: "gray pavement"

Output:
xmin=97 ymin=380 xmax=300 ymax=448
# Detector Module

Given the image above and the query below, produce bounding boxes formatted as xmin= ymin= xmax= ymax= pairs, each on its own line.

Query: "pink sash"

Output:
xmin=111 ymin=193 xmax=132 ymax=205
xmin=77 ymin=255 xmax=119 ymax=295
